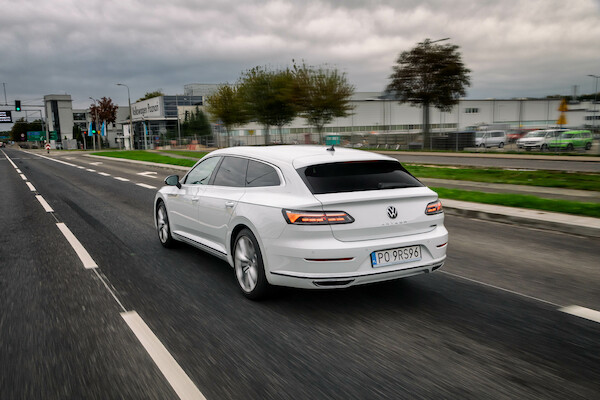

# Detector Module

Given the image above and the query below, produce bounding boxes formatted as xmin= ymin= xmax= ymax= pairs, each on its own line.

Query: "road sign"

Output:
xmin=45 ymin=143 xmax=51 ymax=150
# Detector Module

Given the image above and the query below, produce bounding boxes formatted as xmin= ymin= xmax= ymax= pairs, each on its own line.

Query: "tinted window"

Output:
xmin=213 ymin=156 xmax=248 ymax=187
xmin=184 ymin=156 xmax=221 ymax=185
xmin=246 ymin=160 xmax=280 ymax=187
xmin=298 ymin=160 xmax=423 ymax=195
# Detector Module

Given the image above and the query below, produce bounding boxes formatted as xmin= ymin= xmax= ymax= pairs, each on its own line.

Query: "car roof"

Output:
xmin=210 ymin=145 xmax=396 ymax=169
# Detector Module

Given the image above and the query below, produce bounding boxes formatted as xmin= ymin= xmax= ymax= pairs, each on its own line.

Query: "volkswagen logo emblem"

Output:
xmin=387 ymin=206 xmax=398 ymax=219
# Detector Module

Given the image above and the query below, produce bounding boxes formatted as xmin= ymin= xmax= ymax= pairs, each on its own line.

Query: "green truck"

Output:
xmin=547 ymin=130 xmax=593 ymax=151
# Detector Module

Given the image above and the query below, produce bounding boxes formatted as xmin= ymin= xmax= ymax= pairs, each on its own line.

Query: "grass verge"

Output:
xmin=90 ymin=151 xmax=197 ymax=167
xmin=159 ymin=150 xmax=208 ymax=159
xmin=432 ymin=187 xmax=600 ymax=218
xmin=408 ymin=164 xmax=600 ymax=192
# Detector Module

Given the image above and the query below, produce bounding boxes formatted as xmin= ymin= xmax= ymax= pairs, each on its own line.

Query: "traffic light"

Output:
xmin=15 ymin=100 xmax=21 ymax=112
xmin=91 ymin=122 xmax=97 ymax=134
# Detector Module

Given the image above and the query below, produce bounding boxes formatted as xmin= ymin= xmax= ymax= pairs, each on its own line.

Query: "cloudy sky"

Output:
xmin=1 ymin=0 xmax=599 ymax=111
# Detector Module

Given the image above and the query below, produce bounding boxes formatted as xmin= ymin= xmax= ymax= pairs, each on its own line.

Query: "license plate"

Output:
xmin=371 ymin=245 xmax=421 ymax=268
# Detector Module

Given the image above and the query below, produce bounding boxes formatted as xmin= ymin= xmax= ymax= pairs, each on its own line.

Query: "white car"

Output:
xmin=154 ymin=146 xmax=448 ymax=299
xmin=516 ymin=129 xmax=568 ymax=151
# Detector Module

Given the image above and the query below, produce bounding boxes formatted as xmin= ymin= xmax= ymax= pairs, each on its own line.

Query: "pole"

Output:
xmin=176 ymin=94 xmax=181 ymax=146
xmin=116 ymin=83 xmax=134 ymax=150
xmin=2 ymin=83 xmax=7 ymax=105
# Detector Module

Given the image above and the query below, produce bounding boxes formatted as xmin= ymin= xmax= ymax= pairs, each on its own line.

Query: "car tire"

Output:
xmin=585 ymin=142 xmax=592 ymax=150
xmin=233 ymin=228 xmax=270 ymax=300
xmin=498 ymin=142 xmax=504 ymax=148
xmin=479 ymin=143 xmax=485 ymax=148
xmin=541 ymin=144 xmax=548 ymax=152
xmin=156 ymin=202 xmax=175 ymax=248
xmin=567 ymin=143 xmax=574 ymax=151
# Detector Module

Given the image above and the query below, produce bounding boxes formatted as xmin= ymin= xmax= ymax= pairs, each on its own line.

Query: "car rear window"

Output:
xmin=297 ymin=160 xmax=423 ymax=195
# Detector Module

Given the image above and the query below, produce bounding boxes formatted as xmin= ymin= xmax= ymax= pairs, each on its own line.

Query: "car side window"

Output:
xmin=184 ymin=157 xmax=221 ymax=185
xmin=212 ymin=156 xmax=248 ymax=187
xmin=246 ymin=160 xmax=281 ymax=187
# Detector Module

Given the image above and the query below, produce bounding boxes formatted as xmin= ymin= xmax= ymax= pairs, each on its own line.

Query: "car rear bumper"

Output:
xmin=264 ymin=225 xmax=448 ymax=289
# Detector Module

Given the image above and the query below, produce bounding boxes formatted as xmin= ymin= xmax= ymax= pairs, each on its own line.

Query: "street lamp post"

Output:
xmin=116 ymin=83 xmax=134 ymax=150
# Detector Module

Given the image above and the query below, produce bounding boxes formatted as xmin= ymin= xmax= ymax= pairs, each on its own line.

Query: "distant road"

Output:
xmin=380 ymin=152 xmax=600 ymax=172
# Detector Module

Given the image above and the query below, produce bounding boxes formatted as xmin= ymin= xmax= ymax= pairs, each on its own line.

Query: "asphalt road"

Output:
xmin=1 ymin=148 xmax=599 ymax=399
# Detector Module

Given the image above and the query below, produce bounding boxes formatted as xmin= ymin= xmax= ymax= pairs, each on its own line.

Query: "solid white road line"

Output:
xmin=440 ymin=271 xmax=561 ymax=307
xmin=35 ymin=195 xmax=54 ymax=213
xmin=26 ymin=182 xmax=36 ymax=191
xmin=560 ymin=306 xmax=600 ymax=324
xmin=56 ymin=223 xmax=98 ymax=269
xmin=114 ymin=177 xmax=129 ymax=181
xmin=136 ymin=183 xmax=156 ymax=189
xmin=121 ymin=311 xmax=206 ymax=400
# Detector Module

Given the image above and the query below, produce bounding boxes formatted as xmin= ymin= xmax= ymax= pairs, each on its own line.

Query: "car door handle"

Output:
xmin=192 ymin=197 xmax=200 ymax=202
xmin=225 ymin=201 xmax=235 ymax=208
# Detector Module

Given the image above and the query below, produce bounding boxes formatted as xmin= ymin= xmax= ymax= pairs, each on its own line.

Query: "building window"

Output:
xmin=464 ymin=108 xmax=479 ymax=114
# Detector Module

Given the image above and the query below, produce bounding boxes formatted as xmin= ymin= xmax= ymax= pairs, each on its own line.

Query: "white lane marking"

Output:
xmin=20 ymin=174 xmax=27 ymax=181
xmin=89 ymin=162 xmax=103 ymax=165
xmin=440 ymin=271 xmax=561 ymax=307
xmin=121 ymin=311 xmax=206 ymax=400
xmin=56 ymin=223 xmax=98 ymax=269
xmin=136 ymin=183 xmax=157 ymax=189
xmin=77 ymin=166 xmax=85 ymax=169
xmin=98 ymin=172 xmax=110 ymax=176
xmin=26 ymin=182 xmax=36 ymax=191
xmin=560 ymin=306 xmax=600 ymax=324
xmin=16 ymin=169 xmax=22 ymax=173
xmin=137 ymin=171 xmax=158 ymax=178
xmin=3 ymin=151 xmax=18 ymax=168
xmin=114 ymin=177 xmax=129 ymax=182
xmin=35 ymin=195 xmax=54 ymax=212
xmin=86 ymin=169 xmax=96 ymax=172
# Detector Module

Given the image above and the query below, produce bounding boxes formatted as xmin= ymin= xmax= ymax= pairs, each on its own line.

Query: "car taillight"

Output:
xmin=283 ymin=209 xmax=354 ymax=225
xmin=425 ymin=200 xmax=443 ymax=215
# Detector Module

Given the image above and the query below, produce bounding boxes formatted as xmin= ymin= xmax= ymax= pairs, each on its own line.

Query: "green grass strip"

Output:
xmin=90 ymin=151 xmax=197 ymax=167
xmin=408 ymin=164 xmax=600 ymax=192
xmin=432 ymin=187 xmax=600 ymax=218
xmin=159 ymin=150 xmax=208 ymax=159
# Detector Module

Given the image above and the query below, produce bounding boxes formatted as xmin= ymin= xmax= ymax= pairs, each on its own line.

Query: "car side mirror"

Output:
xmin=165 ymin=175 xmax=181 ymax=189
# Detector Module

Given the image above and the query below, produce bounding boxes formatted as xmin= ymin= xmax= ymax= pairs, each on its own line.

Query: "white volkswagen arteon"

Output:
xmin=154 ymin=146 xmax=448 ymax=299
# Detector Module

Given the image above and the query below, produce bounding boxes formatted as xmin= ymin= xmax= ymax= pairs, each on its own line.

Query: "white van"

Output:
xmin=475 ymin=130 xmax=507 ymax=148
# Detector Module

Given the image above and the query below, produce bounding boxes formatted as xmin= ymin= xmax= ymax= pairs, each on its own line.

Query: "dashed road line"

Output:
xmin=560 ymin=305 xmax=600 ymax=324
xmin=35 ymin=195 xmax=55 ymax=213
xmin=136 ymin=183 xmax=157 ymax=189
xmin=20 ymin=173 xmax=27 ymax=180
xmin=114 ymin=177 xmax=130 ymax=182
xmin=56 ymin=222 xmax=98 ymax=269
xmin=121 ymin=311 xmax=206 ymax=400
xmin=26 ymin=182 xmax=37 ymax=191
xmin=98 ymin=172 xmax=110 ymax=176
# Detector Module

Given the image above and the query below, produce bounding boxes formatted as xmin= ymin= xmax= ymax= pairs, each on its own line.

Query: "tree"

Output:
xmin=136 ymin=90 xmax=164 ymax=102
xmin=89 ymin=97 xmax=118 ymax=149
xmin=10 ymin=118 xmax=42 ymax=142
xmin=205 ymin=85 xmax=248 ymax=147
xmin=294 ymin=63 xmax=355 ymax=144
xmin=181 ymin=106 xmax=212 ymax=137
xmin=386 ymin=39 xmax=471 ymax=148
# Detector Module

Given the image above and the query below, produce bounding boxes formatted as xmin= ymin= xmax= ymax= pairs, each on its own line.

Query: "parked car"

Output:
xmin=547 ymin=130 xmax=593 ymax=151
xmin=154 ymin=146 xmax=448 ymax=299
xmin=475 ymin=130 xmax=507 ymax=148
xmin=516 ymin=129 xmax=567 ymax=151
xmin=506 ymin=129 xmax=534 ymax=143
